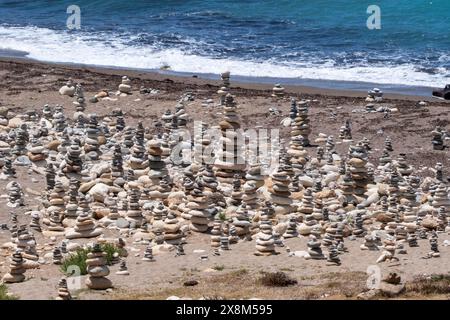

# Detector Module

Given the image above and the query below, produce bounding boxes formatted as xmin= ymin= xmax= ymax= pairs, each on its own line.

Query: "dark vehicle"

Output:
xmin=432 ymin=84 xmax=450 ymax=100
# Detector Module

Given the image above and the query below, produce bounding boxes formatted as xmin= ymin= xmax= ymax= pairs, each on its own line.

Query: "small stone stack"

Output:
xmin=217 ymin=71 xmax=230 ymax=105
xmin=210 ymin=218 xmax=222 ymax=248
xmin=291 ymin=100 xmax=311 ymax=147
xmin=142 ymin=245 xmax=155 ymax=262
xmin=73 ymin=83 xmax=86 ymax=112
xmin=55 ymin=278 xmax=72 ymax=300
xmin=85 ymin=244 xmax=113 ymax=290
xmin=306 ymin=235 xmax=325 ymax=260
xmin=163 ymin=211 xmax=182 ymax=245
xmin=1 ymin=250 xmax=26 ymax=283
xmin=118 ymin=76 xmax=132 ymax=94
xmin=116 ymin=260 xmax=129 ymax=275
xmin=431 ymin=126 xmax=444 ymax=150
xmin=128 ymin=122 xmax=148 ymax=171
xmin=347 ymin=143 xmax=369 ymax=197
xmin=63 ymin=139 xmax=83 ymax=173
xmin=233 ymin=206 xmax=251 ymax=238
xmin=7 ymin=181 xmax=24 ymax=207
xmin=12 ymin=124 xmax=29 ymax=156
xmin=188 ymin=178 xmax=209 ymax=232
xmin=326 ymin=244 xmax=341 ymax=266
xmin=65 ymin=211 xmax=103 ymax=239
xmin=126 ymin=186 xmax=144 ymax=227
xmin=148 ymin=138 xmax=168 ymax=182
xmin=215 ymin=94 xmax=245 ymax=184
xmin=254 ymin=216 xmax=276 ymax=256
xmin=245 ymin=162 xmax=265 ymax=188
xmin=111 ymin=144 xmax=124 ymax=187
xmin=27 ymin=138 xmax=46 ymax=162
xmin=266 ymin=165 xmax=292 ymax=214
xmin=240 ymin=182 xmax=258 ymax=211
xmin=84 ymin=114 xmax=101 ymax=160
xmin=52 ymin=108 xmax=67 ymax=133
xmin=3 ymin=158 xmax=16 ymax=177
xmin=283 ymin=217 xmax=298 ymax=238
xmin=30 ymin=212 xmax=42 ymax=232
xmin=45 ymin=163 xmax=56 ymax=191
xmin=272 ymin=83 xmax=285 ymax=98
xmin=432 ymin=183 xmax=450 ymax=212
xmin=229 ymin=174 xmax=243 ymax=206
xmin=396 ymin=153 xmax=413 ymax=176
xmin=339 ymin=120 xmax=352 ymax=140
xmin=385 ymin=137 xmax=394 ymax=152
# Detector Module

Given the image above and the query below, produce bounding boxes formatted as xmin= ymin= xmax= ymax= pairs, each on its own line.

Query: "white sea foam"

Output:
xmin=0 ymin=25 xmax=447 ymax=88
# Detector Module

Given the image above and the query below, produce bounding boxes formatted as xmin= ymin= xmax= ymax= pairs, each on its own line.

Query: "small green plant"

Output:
xmin=213 ymin=264 xmax=225 ymax=271
xmin=60 ymin=248 xmax=89 ymax=275
xmin=0 ymin=284 xmax=18 ymax=300
xmin=60 ymin=243 xmax=124 ymax=276
xmin=217 ymin=211 xmax=227 ymax=221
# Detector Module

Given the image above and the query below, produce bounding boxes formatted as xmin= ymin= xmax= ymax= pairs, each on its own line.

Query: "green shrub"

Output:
xmin=0 ymin=284 xmax=18 ymax=300
xmin=60 ymin=248 xmax=89 ymax=275
xmin=60 ymin=243 xmax=124 ymax=276
xmin=217 ymin=211 xmax=227 ymax=221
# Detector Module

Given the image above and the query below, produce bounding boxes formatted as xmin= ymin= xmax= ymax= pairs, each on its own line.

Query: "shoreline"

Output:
xmin=0 ymin=56 xmax=444 ymax=102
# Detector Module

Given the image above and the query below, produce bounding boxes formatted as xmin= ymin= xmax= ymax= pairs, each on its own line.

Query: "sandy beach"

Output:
xmin=0 ymin=57 xmax=449 ymax=300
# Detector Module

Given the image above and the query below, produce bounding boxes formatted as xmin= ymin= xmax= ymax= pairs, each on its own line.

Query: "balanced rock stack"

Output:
xmin=84 ymin=114 xmax=100 ymax=160
xmin=62 ymin=139 xmax=83 ymax=173
xmin=59 ymin=78 xmax=76 ymax=96
xmin=339 ymin=120 xmax=352 ymax=141
xmin=347 ymin=143 xmax=369 ymax=197
xmin=214 ymin=94 xmax=246 ymax=184
xmin=291 ymin=100 xmax=311 ymax=147
xmin=65 ymin=211 xmax=103 ymax=239
xmin=85 ymin=244 xmax=113 ymax=290
xmin=254 ymin=216 xmax=276 ymax=256
xmin=73 ymin=84 xmax=86 ymax=112
xmin=431 ymin=126 xmax=444 ymax=150
xmin=245 ymin=162 xmax=265 ymax=188
xmin=55 ymin=278 xmax=72 ymax=300
xmin=7 ymin=181 xmax=24 ymax=207
xmin=3 ymin=158 xmax=16 ymax=177
xmin=366 ymin=88 xmax=383 ymax=102
xmin=210 ymin=218 xmax=222 ymax=248
xmin=217 ymin=71 xmax=230 ymax=105
xmin=12 ymin=124 xmax=29 ymax=155
xmin=306 ymin=235 xmax=326 ymax=260
xmin=2 ymin=250 xmax=26 ymax=283
xmin=188 ymin=178 xmax=209 ymax=232
xmin=432 ymin=183 xmax=450 ymax=212
xmin=266 ymin=165 xmax=292 ymax=214
xmin=128 ymin=123 xmax=148 ymax=172
xmin=111 ymin=144 xmax=125 ymax=186
xmin=118 ymin=76 xmax=132 ymax=94
xmin=147 ymin=138 xmax=168 ymax=183
xmin=397 ymin=153 xmax=413 ymax=176
xmin=232 ymin=206 xmax=251 ymax=238
xmin=27 ymin=138 xmax=46 ymax=162
xmin=272 ymin=83 xmax=285 ymax=98
xmin=163 ymin=211 xmax=182 ymax=245
xmin=126 ymin=186 xmax=144 ymax=227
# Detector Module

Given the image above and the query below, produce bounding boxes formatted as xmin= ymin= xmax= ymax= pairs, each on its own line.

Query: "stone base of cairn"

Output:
xmin=65 ymin=212 xmax=103 ymax=239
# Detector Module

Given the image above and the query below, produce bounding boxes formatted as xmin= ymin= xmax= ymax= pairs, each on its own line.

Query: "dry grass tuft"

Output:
xmin=258 ymin=272 xmax=298 ymax=287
